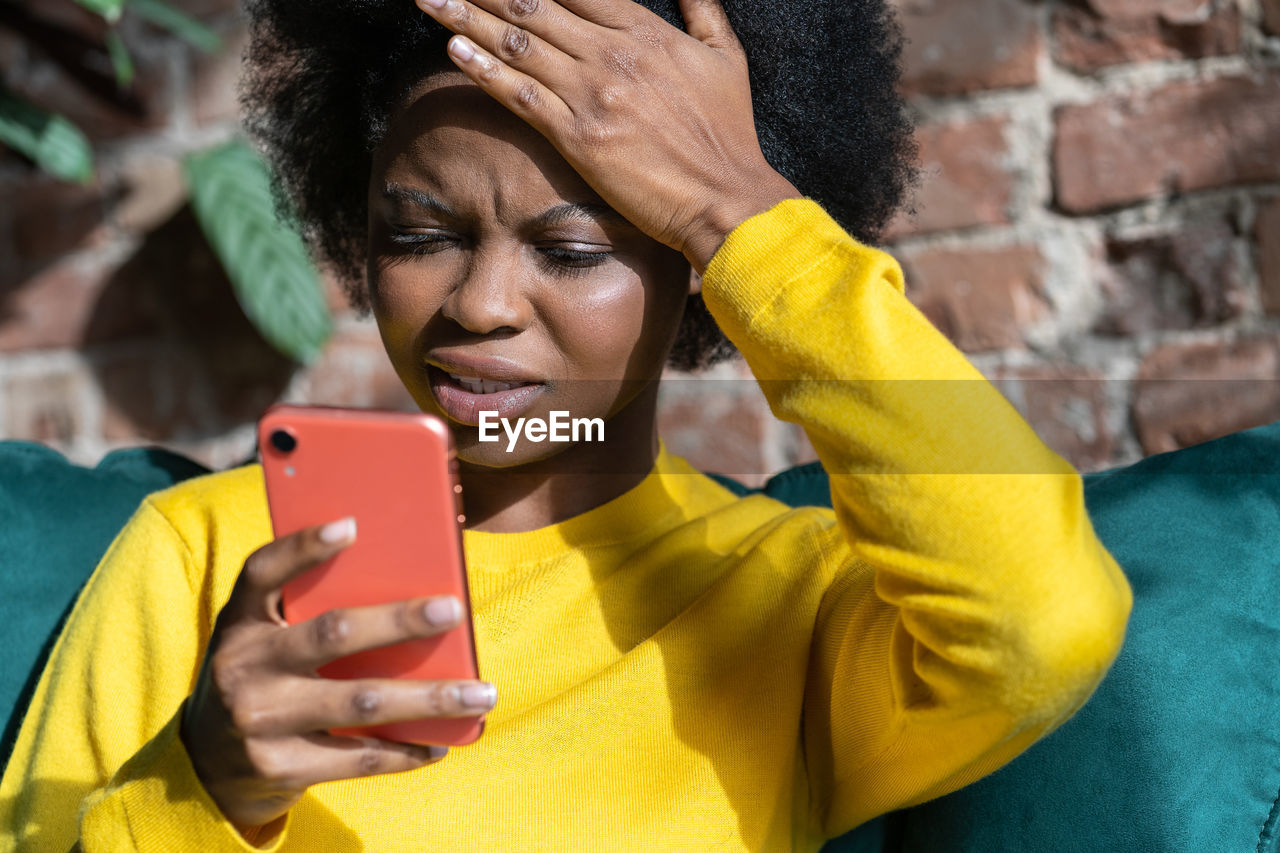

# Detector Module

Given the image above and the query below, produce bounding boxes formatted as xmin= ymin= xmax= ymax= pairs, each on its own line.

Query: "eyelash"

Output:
xmin=388 ymin=233 xmax=609 ymax=274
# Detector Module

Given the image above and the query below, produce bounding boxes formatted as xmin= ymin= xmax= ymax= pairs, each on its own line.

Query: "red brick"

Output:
xmin=1262 ymin=0 xmax=1280 ymax=35
xmin=1052 ymin=0 xmax=1241 ymax=72
xmin=1258 ymin=197 xmax=1280 ymax=315
xmin=1054 ymin=73 xmax=1280 ymax=213
xmin=0 ymin=260 xmax=107 ymax=352
xmin=0 ymin=24 xmax=24 ymax=71
xmin=993 ymin=364 xmax=1115 ymax=472
xmin=1133 ymin=336 xmax=1280 ymax=454
xmin=101 ymin=207 xmax=296 ymax=425
xmin=8 ymin=5 xmax=173 ymax=140
xmin=900 ymin=245 xmax=1051 ymax=353
xmin=9 ymin=178 xmax=110 ymax=266
xmin=98 ymin=345 xmax=205 ymax=441
xmin=1092 ymin=219 xmax=1246 ymax=335
xmin=99 ymin=339 xmax=292 ymax=442
xmin=13 ymin=0 xmax=106 ymax=44
xmin=301 ymin=325 xmax=417 ymax=411
xmin=896 ymin=0 xmax=1041 ymax=96
xmin=184 ymin=348 xmax=295 ymax=432
xmin=658 ymin=383 xmax=769 ymax=485
xmin=886 ymin=115 xmax=1015 ymax=239
xmin=3 ymin=366 xmax=90 ymax=444
xmin=191 ymin=26 xmax=247 ymax=126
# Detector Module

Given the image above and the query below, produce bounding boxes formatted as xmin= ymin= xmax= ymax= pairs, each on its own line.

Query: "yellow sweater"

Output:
xmin=1 ymin=200 xmax=1132 ymax=852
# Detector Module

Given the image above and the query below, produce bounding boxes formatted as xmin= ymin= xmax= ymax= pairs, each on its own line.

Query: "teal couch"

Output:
xmin=3 ymin=423 xmax=1280 ymax=851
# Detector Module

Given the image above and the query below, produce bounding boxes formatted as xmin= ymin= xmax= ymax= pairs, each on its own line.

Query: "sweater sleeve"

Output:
xmin=700 ymin=199 xmax=1133 ymax=839
xmin=0 ymin=497 xmax=289 ymax=852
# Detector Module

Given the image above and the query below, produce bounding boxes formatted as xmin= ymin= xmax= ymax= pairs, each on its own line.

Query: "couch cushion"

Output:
xmin=892 ymin=419 xmax=1280 ymax=852
xmin=719 ymin=425 xmax=1280 ymax=852
xmin=0 ymin=442 xmax=209 ymax=764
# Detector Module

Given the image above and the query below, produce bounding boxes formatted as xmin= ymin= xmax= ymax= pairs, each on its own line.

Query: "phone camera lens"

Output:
xmin=270 ymin=429 xmax=297 ymax=454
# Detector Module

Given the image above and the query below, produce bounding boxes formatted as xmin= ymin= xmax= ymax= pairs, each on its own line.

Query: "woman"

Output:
xmin=0 ymin=0 xmax=1132 ymax=850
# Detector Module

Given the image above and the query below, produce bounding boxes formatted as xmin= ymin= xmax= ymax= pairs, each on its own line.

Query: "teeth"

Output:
xmin=448 ymin=372 xmax=524 ymax=394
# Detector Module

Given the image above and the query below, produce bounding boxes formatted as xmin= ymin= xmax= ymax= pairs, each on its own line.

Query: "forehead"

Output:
xmin=375 ymin=71 xmax=598 ymax=213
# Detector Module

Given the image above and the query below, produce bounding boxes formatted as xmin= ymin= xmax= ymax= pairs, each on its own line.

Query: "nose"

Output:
xmin=440 ymin=248 xmax=532 ymax=335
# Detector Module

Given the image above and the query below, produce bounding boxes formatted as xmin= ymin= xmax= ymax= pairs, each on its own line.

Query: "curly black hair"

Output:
xmin=241 ymin=0 xmax=917 ymax=371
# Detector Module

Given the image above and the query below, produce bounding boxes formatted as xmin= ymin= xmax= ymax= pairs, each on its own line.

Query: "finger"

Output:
xmin=292 ymin=733 xmax=448 ymax=786
xmin=246 ymin=733 xmax=446 ymax=790
xmin=445 ymin=34 xmax=571 ymax=132
xmin=676 ymin=0 xmax=737 ymax=48
xmin=232 ymin=518 xmax=357 ymax=624
xmin=417 ymin=0 xmax=580 ymax=73
xmin=243 ymin=678 xmax=497 ymax=735
xmin=436 ymin=0 xmax=636 ymax=33
xmin=271 ymin=595 xmax=465 ymax=673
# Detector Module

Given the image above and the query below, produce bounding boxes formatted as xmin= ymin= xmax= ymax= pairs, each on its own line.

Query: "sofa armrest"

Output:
xmin=0 ymin=441 xmax=208 ymax=766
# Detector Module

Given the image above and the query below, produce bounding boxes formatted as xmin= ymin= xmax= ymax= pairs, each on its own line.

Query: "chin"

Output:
xmin=453 ymin=430 xmax=574 ymax=471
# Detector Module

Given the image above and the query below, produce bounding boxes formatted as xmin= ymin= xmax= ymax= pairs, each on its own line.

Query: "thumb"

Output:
xmin=677 ymin=0 xmax=737 ymax=48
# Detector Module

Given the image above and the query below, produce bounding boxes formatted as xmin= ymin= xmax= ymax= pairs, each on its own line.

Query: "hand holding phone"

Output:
xmin=178 ymin=406 xmax=493 ymax=834
xmin=256 ymin=405 xmax=484 ymax=747
xmin=180 ymin=521 xmax=495 ymax=832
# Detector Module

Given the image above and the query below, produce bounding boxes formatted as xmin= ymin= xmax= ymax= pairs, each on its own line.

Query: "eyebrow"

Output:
xmin=381 ymin=183 xmax=632 ymax=230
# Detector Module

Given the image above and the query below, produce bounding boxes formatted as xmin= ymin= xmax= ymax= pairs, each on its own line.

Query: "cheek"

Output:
xmin=367 ymin=266 xmax=448 ymax=401
xmin=369 ymin=262 xmax=444 ymax=337
xmin=559 ymin=277 xmax=650 ymax=349
xmin=552 ymin=245 xmax=689 ymax=370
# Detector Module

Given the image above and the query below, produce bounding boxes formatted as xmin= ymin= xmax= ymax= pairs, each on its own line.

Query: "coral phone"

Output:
xmin=257 ymin=405 xmax=482 ymax=746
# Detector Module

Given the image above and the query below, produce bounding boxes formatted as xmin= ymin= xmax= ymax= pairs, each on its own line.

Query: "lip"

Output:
xmin=426 ymin=359 xmax=546 ymax=427
xmin=427 ymin=354 xmax=540 ymax=385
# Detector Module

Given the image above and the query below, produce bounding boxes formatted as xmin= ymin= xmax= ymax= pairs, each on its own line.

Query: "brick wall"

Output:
xmin=2 ymin=0 xmax=1278 ymax=480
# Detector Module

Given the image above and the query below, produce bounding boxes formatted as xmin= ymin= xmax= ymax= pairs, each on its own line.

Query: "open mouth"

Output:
xmin=427 ymin=365 xmax=545 ymax=427
xmin=446 ymin=372 xmax=532 ymax=396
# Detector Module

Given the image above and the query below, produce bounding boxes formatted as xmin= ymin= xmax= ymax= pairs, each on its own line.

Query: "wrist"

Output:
xmin=682 ymin=169 xmax=801 ymax=274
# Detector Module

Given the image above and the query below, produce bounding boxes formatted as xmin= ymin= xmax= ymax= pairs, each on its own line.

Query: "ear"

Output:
xmin=688 ymin=267 xmax=703 ymax=296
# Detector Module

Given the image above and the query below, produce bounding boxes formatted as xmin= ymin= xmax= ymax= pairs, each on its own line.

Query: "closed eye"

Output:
xmin=385 ymin=231 xmax=611 ymax=272
xmin=388 ymin=231 xmax=458 ymax=255
xmin=538 ymin=247 xmax=610 ymax=270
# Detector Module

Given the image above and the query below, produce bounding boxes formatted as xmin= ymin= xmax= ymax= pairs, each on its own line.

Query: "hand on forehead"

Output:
xmin=413 ymin=0 xmax=798 ymax=274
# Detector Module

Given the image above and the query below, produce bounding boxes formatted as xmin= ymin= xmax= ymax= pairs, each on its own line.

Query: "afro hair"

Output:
xmin=241 ymin=0 xmax=917 ymax=370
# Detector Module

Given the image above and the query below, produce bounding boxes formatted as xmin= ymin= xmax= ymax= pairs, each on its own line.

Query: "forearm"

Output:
xmin=701 ymin=198 xmax=1133 ymax=831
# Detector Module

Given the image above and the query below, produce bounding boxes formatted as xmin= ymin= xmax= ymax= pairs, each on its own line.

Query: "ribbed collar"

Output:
xmin=461 ymin=446 xmax=707 ymax=571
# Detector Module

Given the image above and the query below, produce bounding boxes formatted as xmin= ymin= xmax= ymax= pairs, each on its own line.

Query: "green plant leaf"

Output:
xmin=105 ymin=30 xmax=135 ymax=87
xmin=127 ymin=0 xmax=222 ymax=53
xmin=74 ymin=0 xmax=124 ymax=23
xmin=0 ymin=91 xmax=94 ymax=183
xmin=184 ymin=141 xmax=331 ymax=364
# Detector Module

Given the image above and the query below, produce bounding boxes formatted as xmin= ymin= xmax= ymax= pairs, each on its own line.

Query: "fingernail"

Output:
xmin=319 ymin=517 xmax=357 ymax=544
xmin=448 ymin=35 xmax=475 ymax=62
xmin=419 ymin=0 xmax=446 ymax=8
xmin=461 ymin=682 xmax=497 ymax=710
xmin=428 ymin=745 xmax=449 ymax=761
xmin=424 ymin=596 xmax=461 ymax=627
